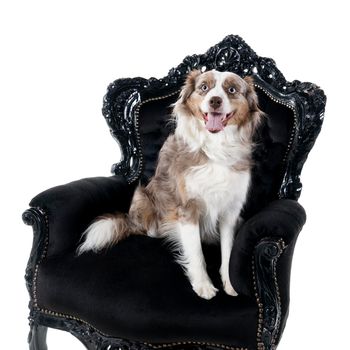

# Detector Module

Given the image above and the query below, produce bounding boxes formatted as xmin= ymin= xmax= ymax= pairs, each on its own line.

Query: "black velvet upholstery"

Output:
xmin=29 ymin=175 xmax=305 ymax=347
xmin=29 ymin=176 xmax=136 ymax=256
xmin=243 ymin=89 xmax=294 ymax=218
xmin=138 ymin=95 xmax=178 ymax=184
xmin=36 ymin=236 xmax=257 ymax=347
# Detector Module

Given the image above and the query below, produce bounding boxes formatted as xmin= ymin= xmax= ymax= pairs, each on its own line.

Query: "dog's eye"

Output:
xmin=228 ymin=87 xmax=236 ymax=94
xmin=201 ymin=84 xmax=208 ymax=92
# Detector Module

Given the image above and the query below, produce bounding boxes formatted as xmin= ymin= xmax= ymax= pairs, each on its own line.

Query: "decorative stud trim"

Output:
xmin=144 ymin=342 xmax=247 ymax=350
xmin=33 ymin=307 xmax=247 ymax=350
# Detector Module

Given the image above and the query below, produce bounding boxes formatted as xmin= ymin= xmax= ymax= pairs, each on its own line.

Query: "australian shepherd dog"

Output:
xmin=78 ymin=69 xmax=263 ymax=300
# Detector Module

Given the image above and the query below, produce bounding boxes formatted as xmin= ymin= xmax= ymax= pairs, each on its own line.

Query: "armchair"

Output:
xmin=23 ymin=35 xmax=326 ymax=350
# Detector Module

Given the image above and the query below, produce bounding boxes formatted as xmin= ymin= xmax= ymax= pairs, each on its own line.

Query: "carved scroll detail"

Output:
xmin=253 ymin=238 xmax=285 ymax=350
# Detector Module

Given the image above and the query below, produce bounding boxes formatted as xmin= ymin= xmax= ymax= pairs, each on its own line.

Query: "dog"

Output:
xmin=78 ymin=69 xmax=263 ymax=300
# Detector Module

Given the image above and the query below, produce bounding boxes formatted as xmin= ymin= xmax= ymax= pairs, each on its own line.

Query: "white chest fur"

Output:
xmin=184 ymin=161 xmax=250 ymax=240
xmin=175 ymin=114 xmax=252 ymax=241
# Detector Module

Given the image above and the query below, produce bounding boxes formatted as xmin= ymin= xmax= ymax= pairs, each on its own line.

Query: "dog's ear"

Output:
xmin=178 ymin=69 xmax=201 ymax=103
xmin=244 ymin=76 xmax=264 ymax=131
xmin=173 ymin=70 xmax=201 ymax=117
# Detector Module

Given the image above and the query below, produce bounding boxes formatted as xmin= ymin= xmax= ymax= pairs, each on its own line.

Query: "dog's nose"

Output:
xmin=209 ymin=96 xmax=222 ymax=110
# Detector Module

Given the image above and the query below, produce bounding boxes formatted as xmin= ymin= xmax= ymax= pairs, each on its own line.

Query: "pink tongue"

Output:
xmin=206 ymin=113 xmax=224 ymax=132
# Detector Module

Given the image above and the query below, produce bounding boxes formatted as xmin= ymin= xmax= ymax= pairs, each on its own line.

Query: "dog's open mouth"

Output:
xmin=203 ymin=112 xmax=234 ymax=133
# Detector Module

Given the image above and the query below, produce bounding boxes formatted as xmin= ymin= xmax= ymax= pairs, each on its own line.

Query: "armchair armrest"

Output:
xmin=230 ymin=199 xmax=306 ymax=297
xmin=229 ymin=199 xmax=306 ymax=348
xmin=230 ymin=199 xmax=306 ymax=349
xmin=24 ymin=175 xmax=136 ymax=256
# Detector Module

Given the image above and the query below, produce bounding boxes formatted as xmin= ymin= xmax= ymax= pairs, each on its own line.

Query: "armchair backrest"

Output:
xmin=102 ymin=35 xmax=326 ymax=218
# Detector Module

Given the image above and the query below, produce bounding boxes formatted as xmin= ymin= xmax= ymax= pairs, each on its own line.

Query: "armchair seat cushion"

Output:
xmin=37 ymin=236 xmax=257 ymax=348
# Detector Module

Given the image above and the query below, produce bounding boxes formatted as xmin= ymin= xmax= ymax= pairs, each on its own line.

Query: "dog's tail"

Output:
xmin=77 ymin=213 xmax=143 ymax=255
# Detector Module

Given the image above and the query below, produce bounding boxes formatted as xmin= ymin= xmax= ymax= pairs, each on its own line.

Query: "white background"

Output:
xmin=1 ymin=1 xmax=349 ymax=349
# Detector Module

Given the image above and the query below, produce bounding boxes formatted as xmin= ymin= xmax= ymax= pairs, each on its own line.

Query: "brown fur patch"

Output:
xmin=128 ymin=186 xmax=157 ymax=233
xmin=222 ymin=75 xmax=245 ymax=94
xmin=184 ymin=93 xmax=204 ymax=121
xmin=179 ymin=199 xmax=203 ymax=223
xmin=195 ymin=71 xmax=215 ymax=94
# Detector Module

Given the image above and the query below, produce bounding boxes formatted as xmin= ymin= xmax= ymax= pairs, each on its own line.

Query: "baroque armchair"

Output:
xmin=23 ymin=35 xmax=326 ymax=350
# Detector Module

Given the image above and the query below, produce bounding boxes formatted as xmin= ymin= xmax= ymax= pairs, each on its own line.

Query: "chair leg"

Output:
xmin=28 ymin=324 xmax=48 ymax=350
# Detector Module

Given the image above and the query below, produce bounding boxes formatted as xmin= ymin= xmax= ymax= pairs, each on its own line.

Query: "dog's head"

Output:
xmin=174 ymin=69 xmax=262 ymax=135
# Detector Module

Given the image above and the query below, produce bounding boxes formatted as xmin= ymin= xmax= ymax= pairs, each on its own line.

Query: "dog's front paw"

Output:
xmin=222 ymin=278 xmax=238 ymax=297
xmin=192 ymin=280 xmax=218 ymax=300
xmin=220 ymin=268 xmax=238 ymax=297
